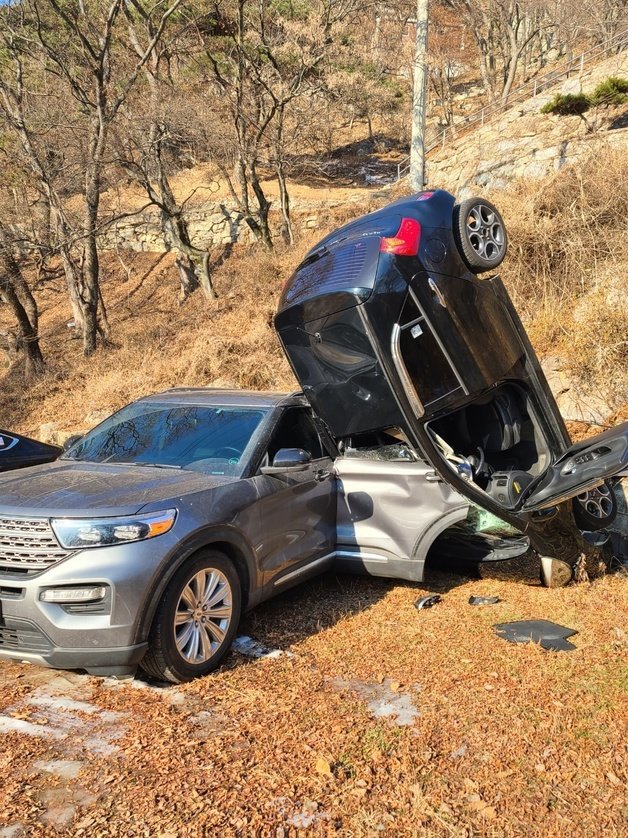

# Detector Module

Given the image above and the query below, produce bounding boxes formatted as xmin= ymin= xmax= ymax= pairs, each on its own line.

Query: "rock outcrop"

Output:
xmin=426 ymin=51 xmax=628 ymax=195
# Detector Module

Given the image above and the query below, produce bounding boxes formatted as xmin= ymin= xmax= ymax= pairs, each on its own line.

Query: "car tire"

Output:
xmin=572 ymin=481 xmax=617 ymax=532
xmin=453 ymin=197 xmax=508 ymax=273
xmin=141 ymin=550 xmax=241 ymax=684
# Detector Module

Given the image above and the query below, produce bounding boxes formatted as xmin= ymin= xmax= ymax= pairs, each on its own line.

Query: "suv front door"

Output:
xmin=250 ymin=406 xmax=336 ymax=588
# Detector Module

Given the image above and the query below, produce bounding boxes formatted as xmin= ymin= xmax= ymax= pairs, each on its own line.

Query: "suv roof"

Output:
xmin=141 ymin=388 xmax=305 ymax=409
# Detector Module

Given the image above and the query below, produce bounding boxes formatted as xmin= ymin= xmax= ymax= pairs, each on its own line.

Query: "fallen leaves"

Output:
xmin=314 ymin=758 xmax=332 ymax=777
xmin=0 ymin=568 xmax=626 ymax=835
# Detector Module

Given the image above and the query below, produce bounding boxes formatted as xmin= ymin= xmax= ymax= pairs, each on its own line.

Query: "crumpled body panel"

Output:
xmin=335 ymin=454 xmax=468 ymax=581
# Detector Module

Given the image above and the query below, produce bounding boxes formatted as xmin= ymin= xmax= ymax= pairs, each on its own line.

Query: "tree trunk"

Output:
xmin=247 ymin=162 xmax=273 ymax=250
xmin=276 ymin=161 xmax=293 ymax=245
xmin=82 ymin=117 xmax=107 ymax=355
xmin=1 ymin=95 xmax=88 ymax=344
xmin=58 ymin=241 xmax=87 ymax=336
xmin=0 ymin=256 xmax=45 ymax=379
xmin=274 ymin=105 xmax=293 ymax=246
xmin=475 ymin=33 xmax=497 ymax=104
xmin=174 ymin=252 xmax=200 ymax=301
xmin=158 ymin=179 xmax=215 ymax=301
xmin=0 ymin=229 xmax=39 ymax=333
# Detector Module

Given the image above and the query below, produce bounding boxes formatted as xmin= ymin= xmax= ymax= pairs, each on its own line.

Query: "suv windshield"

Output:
xmin=63 ymin=403 xmax=267 ymax=477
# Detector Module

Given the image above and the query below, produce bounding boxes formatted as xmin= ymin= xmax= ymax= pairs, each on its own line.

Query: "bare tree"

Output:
xmin=589 ymin=0 xmax=627 ymax=44
xmin=0 ymin=0 xmax=181 ymax=355
xmin=446 ymin=1 xmax=556 ymax=106
xmin=117 ymin=2 xmax=217 ymax=301
xmin=0 ymin=222 xmax=44 ymax=378
xmin=200 ymin=0 xmax=372 ymax=248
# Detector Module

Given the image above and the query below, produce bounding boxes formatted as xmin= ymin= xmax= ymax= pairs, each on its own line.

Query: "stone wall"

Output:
xmin=97 ymin=195 xmax=370 ymax=254
xmin=97 ymin=204 xmax=256 ymax=253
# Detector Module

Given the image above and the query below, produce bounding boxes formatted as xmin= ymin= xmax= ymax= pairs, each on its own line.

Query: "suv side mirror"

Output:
xmin=261 ymin=447 xmax=311 ymax=475
xmin=63 ymin=434 xmax=83 ymax=452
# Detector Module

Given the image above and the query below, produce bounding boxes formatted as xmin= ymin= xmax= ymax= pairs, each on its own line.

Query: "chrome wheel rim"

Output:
xmin=174 ymin=568 xmax=232 ymax=664
xmin=466 ymin=204 xmax=505 ymax=261
xmin=576 ymin=484 xmax=614 ymax=520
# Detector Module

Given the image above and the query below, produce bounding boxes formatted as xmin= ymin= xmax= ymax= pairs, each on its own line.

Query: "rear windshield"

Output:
xmin=282 ymin=236 xmax=381 ymax=309
xmin=62 ymin=403 xmax=267 ymax=477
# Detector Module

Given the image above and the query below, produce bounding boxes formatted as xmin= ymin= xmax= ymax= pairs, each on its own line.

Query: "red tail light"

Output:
xmin=380 ymin=217 xmax=422 ymax=256
xmin=416 ymin=191 xmax=434 ymax=201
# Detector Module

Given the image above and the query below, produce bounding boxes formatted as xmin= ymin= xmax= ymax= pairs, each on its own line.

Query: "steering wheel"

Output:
xmin=214 ymin=447 xmax=241 ymax=460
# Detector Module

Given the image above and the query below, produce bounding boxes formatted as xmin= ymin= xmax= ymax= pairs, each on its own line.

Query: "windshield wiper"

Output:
xmin=129 ymin=462 xmax=182 ymax=470
xmin=79 ymin=460 xmax=183 ymax=470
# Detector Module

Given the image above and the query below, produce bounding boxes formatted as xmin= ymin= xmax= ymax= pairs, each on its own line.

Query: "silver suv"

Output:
xmin=0 ymin=388 xmax=468 ymax=682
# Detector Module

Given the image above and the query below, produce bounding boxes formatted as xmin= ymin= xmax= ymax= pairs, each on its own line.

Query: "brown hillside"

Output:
xmin=0 ymin=200 xmax=379 ymax=437
xmin=1 ymin=147 xmax=626 ymax=439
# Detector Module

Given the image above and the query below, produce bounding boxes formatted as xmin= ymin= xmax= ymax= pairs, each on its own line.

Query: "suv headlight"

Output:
xmin=51 ymin=509 xmax=177 ymax=549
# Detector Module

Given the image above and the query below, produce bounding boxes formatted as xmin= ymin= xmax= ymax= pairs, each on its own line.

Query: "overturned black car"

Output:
xmin=275 ymin=189 xmax=628 ymax=587
xmin=0 ymin=430 xmax=61 ymax=473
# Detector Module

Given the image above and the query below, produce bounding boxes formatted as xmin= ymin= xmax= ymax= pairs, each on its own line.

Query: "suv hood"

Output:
xmin=0 ymin=461 xmax=234 ymax=517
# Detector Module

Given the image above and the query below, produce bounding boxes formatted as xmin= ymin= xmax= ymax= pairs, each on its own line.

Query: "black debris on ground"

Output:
xmin=493 ymin=619 xmax=578 ymax=652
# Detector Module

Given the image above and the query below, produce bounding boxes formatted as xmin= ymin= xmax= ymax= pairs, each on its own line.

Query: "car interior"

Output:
xmin=427 ymin=383 xmax=553 ymax=508
xmin=339 ymin=428 xmax=419 ymax=462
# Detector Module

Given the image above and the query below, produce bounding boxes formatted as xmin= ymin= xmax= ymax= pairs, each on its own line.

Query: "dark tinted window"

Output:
xmin=283 ymin=237 xmax=381 ymax=308
xmin=0 ymin=434 xmax=19 ymax=453
xmin=63 ymin=403 xmax=267 ymax=476
xmin=399 ymin=323 xmax=461 ymax=405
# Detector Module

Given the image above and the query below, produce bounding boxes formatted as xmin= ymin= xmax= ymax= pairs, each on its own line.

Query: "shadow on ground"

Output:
xmin=284 ymin=133 xmax=407 ymax=188
xmin=234 ymin=549 xmax=540 ymax=661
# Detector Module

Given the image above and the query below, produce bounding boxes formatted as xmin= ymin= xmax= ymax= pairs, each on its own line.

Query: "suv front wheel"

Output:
xmin=141 ymin=549 xmax=241 ymax=683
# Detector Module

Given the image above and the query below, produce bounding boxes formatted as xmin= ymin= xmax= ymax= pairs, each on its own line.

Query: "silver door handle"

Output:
xmin=315 ymin=469 xmax=331 ymax=482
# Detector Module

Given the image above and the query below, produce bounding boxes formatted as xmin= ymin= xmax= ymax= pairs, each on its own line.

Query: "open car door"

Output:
xmin=521 ymin=424 xmax=628 ymax=511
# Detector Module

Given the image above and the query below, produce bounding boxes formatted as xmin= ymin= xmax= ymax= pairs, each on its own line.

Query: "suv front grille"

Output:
xmin=0 ymin=517 xmax=70 ymax=574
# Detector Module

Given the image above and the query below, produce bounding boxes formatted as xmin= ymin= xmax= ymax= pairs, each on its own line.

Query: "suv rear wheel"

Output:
xmin=453 ymin=197 xmax=508 ymax=273
xmin=141 ymin=549 xmax=241 ymax=683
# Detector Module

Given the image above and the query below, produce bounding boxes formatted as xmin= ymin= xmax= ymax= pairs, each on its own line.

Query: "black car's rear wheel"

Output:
xmin=453 ymin=197 xmax=508 ymax=273
xmin=141 ymin=550 xmax=241 ymax=683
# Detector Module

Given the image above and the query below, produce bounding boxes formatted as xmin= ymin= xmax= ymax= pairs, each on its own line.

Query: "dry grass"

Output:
xmin=492 ymin=145 xmax=628 ymax=410
xmin=0 ymin=147 xmax=626 ymax=437
xmin=0 ymin=202 xmax=383 ymax=437
xmin=0 ymin=248 xmax=297 ymax=437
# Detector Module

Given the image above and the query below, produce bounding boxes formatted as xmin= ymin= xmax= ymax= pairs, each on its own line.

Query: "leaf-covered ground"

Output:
xmin=1 ymin=557 xmax=626 ymax=837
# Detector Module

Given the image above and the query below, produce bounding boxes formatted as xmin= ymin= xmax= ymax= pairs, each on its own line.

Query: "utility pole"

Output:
xmin=410 ymin=0 xmax=429 ymax=191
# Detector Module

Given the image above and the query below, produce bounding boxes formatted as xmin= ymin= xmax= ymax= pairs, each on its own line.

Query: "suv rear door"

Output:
xmin=335 ymin=441 xmax=468 ymax=582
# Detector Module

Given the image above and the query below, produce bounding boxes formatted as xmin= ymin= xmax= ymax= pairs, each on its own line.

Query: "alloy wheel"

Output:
xmin=174 ymin=568 xmax=233 ymax=664
xmin=575 ymin=484 xmax=614 ymax=521
xmin=466 ymin=204 xmax=506 ymax=262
